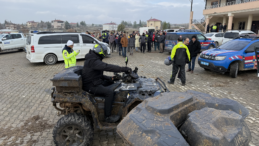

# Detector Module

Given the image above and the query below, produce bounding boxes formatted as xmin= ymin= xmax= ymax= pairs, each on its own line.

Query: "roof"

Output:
xmin=147 ymin=18 xmax=161 ymax=22
xmin=27 ymin=21 xmax=37 ymax=23
xmin=104 ymin=23 xmax=117 ymax=25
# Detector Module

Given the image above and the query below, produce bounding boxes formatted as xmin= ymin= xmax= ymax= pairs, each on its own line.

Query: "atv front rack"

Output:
xmin=156 ymin=77 xmax=170 ymax=92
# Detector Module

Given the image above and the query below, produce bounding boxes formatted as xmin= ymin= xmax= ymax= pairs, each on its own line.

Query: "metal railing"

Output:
xmin=205 ymin=0 xmax=258 ymax=9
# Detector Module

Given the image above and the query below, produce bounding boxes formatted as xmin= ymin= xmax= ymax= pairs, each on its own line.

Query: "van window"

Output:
xmin=82 ymin=35 xmax=94 ymax=43
xmin=39 ymin=35 xmax=61 ymax=44
xmin=165 ymin=34 xmax=178 ymax=40
xmin=4 ymin=35 xmax=13 ymax=40
xmin=62 ymin=35 xmax=79 ymax=44
xmin=11 ymin=34 xmax=22 ymax=39
xmin=181 ymin=34 xmax=195 ymax=40
xmin=224 ymin=32 xmax=239 ymax=39
xmin=27 ymin=36 xmax=31 ymax=45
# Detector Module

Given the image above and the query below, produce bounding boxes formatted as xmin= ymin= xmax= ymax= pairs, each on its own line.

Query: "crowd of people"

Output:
xmin=99 ymin=30 xmax=167 ymax=57
xmin=206 ymin=23 xmax=227 ymax=33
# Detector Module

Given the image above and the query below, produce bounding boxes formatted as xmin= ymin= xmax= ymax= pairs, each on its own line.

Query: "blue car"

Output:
xmin=165 ymin=32 xmax=216 ymax=52
xmin=198 ymin=38 xmax=259 ymax=78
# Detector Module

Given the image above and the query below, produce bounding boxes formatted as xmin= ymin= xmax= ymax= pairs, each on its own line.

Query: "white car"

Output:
xmin=26 ymin=32 xmax=110 ymax=65
xmin=204 ymin=32 xmax=224 ymax=47
xmin=222 ymin=30 xmax=255 ymax=44
xmin=0 ymin=33 xmax=26 ymax=52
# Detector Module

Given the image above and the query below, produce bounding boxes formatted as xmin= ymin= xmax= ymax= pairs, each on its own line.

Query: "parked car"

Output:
xmin=0 ymin=33 xmax=26 ymax=52
xmin=26 ymin=32 xmax=111 ymax=65
xmin=165 ymin=32 xmax=216 ymax=52
xmin=222 ymin=30 xmax=255 ymax=44
xmin=198 ymin=37 xmax=259 ymax=78
xmin=204 ymin=32 xmax=224 ymax=47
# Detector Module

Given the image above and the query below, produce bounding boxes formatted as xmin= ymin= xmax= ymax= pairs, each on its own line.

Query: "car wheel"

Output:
xmin=230 ymin=62 xmax=238 ymax=78
xmin=53 ymin=113 xmax=93 ymax=146
xmin=44 ymin=54 xmax=57 ymax=65
xmin=215 ymin=42 xmax=219 ymax=47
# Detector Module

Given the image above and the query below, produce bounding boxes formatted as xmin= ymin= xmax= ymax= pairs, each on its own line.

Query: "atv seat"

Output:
xmin=91 ymin=82 xmax=121 ymax=101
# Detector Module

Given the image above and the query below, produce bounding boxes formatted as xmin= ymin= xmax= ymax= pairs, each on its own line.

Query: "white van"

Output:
xmin=222 ymin=30 xmax=255 ymax=44
xmin=26 ymin=32 xmax=111 ymax=65
xmin=0 ymin=33 xmax=26 ymax=52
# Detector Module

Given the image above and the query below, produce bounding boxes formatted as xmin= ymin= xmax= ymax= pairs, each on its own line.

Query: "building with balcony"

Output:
xmin=147 ymin=18 xmax=162 ymax=30
xmin=51 ymin=19 xmax=65 ymax=29
xmin=204 ymin=0 xmax=259 ymax=33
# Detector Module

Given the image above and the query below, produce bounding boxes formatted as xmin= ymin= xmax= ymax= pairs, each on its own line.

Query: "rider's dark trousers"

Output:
xmin=84 ymin=80 xmax=114 ymax=118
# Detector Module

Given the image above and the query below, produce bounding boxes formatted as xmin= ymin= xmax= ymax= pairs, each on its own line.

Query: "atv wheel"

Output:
xmin=117 ymin=91 xmax=251 ymax=146
xmin=230 ymin=62 xmax=238 ymax=78
xmin=53 ymin=113 xmax=93 ymax=146
xmin=180 ymin=107 xmax=251 ymax=146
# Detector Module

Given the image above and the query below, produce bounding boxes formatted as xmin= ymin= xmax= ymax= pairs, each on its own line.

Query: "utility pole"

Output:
xmin=189 ymin=0 xmax=194 ymax=29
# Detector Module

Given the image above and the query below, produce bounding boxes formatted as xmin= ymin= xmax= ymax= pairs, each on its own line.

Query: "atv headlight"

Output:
xmin=215 ymin=56 xmax=226 ymax=60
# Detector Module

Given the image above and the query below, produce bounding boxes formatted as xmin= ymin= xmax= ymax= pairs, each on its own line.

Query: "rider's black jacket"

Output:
xmin=82 ymin=50 xmax=125 ymax=90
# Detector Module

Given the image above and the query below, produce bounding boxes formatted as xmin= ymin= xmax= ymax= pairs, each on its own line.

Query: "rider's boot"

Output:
xmin=105 ymin=115 xmax=120 ymax=123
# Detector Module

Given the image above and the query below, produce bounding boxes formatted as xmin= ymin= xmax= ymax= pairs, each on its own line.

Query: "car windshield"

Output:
xmin=219 ymin=40 xmax=250 ymax=51
xmin=204 ymin=34 xmax=214 ymax=37
xmin=224 ymin=32 xmax=239 ymax=38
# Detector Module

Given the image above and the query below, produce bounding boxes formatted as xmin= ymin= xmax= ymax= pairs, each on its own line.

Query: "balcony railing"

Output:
xmin=205 ymin=0 xmax=258 ymax=9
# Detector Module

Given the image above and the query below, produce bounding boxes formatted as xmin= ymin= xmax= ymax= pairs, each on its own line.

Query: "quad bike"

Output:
xmin=50 ymin=58 xmax=170 ymax=146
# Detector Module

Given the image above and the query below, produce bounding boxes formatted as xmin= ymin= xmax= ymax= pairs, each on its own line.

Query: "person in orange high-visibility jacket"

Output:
xmin=62 ymin=40 xmax=80 ymax=68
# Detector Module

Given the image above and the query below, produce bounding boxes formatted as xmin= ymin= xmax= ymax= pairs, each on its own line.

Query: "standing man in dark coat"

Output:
xmin=82 ymin=44 xmax=132 ymax=123
xmin=147 ymin=32 xmax=152 ymax=52
xmin=187 ymin=35 xmax=201 ymax=73
xmin=207 ymin=24 xmax=210 ymax=33
xmin=223 ymin=23 xmax=227 ymax=32
xmin=219 ymin=24 xmax=223 ymax=32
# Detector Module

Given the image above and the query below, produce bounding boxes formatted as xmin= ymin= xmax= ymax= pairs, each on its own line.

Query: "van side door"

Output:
xmin=197 ymin=34 xmax=208 ymax=50
xmin=81 ymin=35 xmax=96 ymax=57
xmin=243 ymin=41 xmax=259 ymax=70
xmin=2 ymin=34 xmax=13 ymax=50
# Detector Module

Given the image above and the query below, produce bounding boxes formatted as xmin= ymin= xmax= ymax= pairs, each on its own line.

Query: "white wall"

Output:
xmin=103 ymin=25 xmax=118 ymax=31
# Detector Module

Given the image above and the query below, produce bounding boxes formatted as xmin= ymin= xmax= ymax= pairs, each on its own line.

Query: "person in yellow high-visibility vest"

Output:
xmin=62 ymin=40 xmax=80 ymax=68
xmin=212 ymin=24 xmax=217 ymax=32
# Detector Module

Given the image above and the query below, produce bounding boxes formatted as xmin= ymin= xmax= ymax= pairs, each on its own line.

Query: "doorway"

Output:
xmin=252 ymin=21 xmax=259 ymax=34
xmin=216 ymin=22 xmax=222 ymax=32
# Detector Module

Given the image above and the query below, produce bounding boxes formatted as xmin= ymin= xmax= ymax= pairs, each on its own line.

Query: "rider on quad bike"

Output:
xmin=82 ymin=44 xmax=132 ymax=123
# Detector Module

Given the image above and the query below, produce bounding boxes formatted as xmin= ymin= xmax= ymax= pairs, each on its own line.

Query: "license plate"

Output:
xmin=201 ymin=61 xmax=209 ymax=66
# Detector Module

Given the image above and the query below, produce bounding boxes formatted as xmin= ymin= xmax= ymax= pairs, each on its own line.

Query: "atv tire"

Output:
xmin=180 ymin=107 xmax=251 ymax=146
xmin=117 ymin=91 xmax=251 ymax=146
xmin=230 ymin=62 xmax=239 ymax=78
xmin=53 ymin=113 xmax=93 ymax=146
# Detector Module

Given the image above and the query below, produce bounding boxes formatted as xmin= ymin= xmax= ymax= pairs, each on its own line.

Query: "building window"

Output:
xmin=211 ymin=1 xmax=218 ymax=8
xmin=226 ymin=0 xmax=236 ymax=5
xmin=239 ymin=22 xmax=245 ymax=30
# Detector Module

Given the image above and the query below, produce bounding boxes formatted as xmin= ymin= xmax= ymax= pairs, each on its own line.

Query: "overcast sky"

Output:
xmin=0 ymin=0 xmax=205 ymax=24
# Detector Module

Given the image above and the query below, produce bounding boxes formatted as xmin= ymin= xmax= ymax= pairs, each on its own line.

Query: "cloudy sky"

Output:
xmin=0 ymin=0 xmax=205 ymax=24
